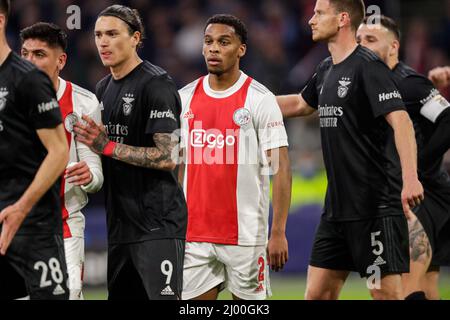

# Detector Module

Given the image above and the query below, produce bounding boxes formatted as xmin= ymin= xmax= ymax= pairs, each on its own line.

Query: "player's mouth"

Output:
xmin=207 ymin=57 xmax=222 ymax=66
xmin=101 ymin=51 xmax=112 ymax=59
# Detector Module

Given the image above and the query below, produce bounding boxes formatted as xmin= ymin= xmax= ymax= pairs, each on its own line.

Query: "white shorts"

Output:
xmin=182 ymin=242 xmax=271 ymax=300
xmin=64 ymin=236 xmax=85 ymax=300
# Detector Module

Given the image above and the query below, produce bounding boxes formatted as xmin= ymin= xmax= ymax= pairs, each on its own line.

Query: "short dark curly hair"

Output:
xmin=205 ymin=14 xmax=248 ymax=45
xmin=20 ymin=22 xmax=68 ymax=51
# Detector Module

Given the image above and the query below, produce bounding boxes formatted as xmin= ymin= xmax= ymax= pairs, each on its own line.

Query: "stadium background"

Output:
xmin=6 ymin=0 xmax=450 ymax=299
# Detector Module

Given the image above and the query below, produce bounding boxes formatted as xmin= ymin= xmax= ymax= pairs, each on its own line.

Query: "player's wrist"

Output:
xmin=102 ymin=141 xmax=117 ymax=157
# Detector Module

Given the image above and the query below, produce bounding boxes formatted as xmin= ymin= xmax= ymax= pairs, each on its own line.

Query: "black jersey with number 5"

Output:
xmin=96 ymin=61 xmax=187 ymax=244
xmin=301 ymin=45 xmax=406 ymax=221
xmin=0 ymin=52 xmax=63 ymax=235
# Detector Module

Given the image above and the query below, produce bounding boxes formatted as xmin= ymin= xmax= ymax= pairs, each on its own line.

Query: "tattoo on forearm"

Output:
xmin=92 ymin=130 xmax=109 ymax=154
xmin=408 ymin=219 xmax=431 ymax=263
xmin=112 ymin=133 xmax=176 ymax=170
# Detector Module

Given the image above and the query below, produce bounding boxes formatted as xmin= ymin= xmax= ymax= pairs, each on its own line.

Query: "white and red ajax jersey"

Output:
xmin=57 ymin=78 xmax=103 ymax=239
xmin=180 ymin=72 xmax=288 ymax=246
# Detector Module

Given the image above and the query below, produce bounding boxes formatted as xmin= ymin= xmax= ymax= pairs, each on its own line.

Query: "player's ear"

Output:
xmin=338 ymin=12 xmax=350 ymax=29
xmin=238 ymin=43 xmax=246 ymax=59
xmin=58 ymin=52 xmax=67 ymax=71
xmin=132 ymin=31 xmax=141 ymax=49
xmin=390 ymin=39 xmax=400 ymax=57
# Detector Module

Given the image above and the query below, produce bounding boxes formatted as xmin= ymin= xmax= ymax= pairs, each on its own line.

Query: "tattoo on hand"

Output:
xmin=92 ymin=130 xmax=109 ymax=154
xmin=113 ymin=133 xmax=176 ymax=170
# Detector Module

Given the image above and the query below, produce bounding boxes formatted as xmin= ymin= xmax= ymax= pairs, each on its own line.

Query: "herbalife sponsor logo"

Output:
xmin=160 ymin=285 xmax=175 ymax=296
xmin=318 ymin=104 xmax=344 ymax=128
xmin=378 ymin=90 xmax=402 ymax=102
xmin=37 ymin=98 xmax=59 ymax=114
xmin=150 ymin=109 xmax=176 ymax=121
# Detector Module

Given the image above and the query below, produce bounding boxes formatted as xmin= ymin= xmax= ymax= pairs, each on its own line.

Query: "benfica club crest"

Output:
xmin=337 ymin=77 xmax=351 ymax=98
xmin=0 ymin=87 xmax=9 ymax=112
xmin=122 ymin=93 xmax=135 ymax=116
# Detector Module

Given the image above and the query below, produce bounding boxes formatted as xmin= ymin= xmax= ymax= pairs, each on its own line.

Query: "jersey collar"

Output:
xmin=203 ymin=71 xmax=248 ymax=99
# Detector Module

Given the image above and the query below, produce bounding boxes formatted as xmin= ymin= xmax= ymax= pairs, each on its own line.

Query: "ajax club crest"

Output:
xmin=337 ymin=77 xmax=351 ymax=98
xmin=0 ymin=87 xmax=9 ymax=112
xmin=64 ymin=113 xmax=79 ymax=133
xmin=233 ymin=107 xmax=251 ymax=127
xmin=122 ymin=93 xmax=135 ymax=116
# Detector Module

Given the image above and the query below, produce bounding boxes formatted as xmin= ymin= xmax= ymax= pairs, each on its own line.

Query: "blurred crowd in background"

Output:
xmin=6 ymin=0 xmax=450 ymax=185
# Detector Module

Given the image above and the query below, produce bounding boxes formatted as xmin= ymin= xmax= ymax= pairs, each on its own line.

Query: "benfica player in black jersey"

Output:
xmin=357 ymin=15 xmax=450 ymax=300
xmin=276 ymin=0 xmax=424 ymax=300
xmin=74 ymin=5 xmax=187 ymax=300
xmin=0 ymin=0 xmax=69 ymax=299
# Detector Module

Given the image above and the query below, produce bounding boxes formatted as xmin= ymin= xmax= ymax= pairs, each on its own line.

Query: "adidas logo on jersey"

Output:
xmin=53 ymin=284 xmax=66 ymax=296
xmin=373 ymin=255 xmax=387 ymax=266
xmin=160 ymin=285 xmax=175 ymax=296
xmin=183 ymin=109 xmax=194 ymax=119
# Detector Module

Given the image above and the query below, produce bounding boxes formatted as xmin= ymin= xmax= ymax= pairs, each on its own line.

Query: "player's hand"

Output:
xmin=0 ymin=202 xmax=29 ymax=255
xmin=74 ymin=115 xmax=108 ymax=155
xmin=267 ymin=231 xmax=288 ymax=272
xmin=65 ymin=161 xmax=93 ymax=186
xmin=401 ymin=178 xmax=424 ymax=215
xmin=428 ymin=66 xmax=450 ymax=89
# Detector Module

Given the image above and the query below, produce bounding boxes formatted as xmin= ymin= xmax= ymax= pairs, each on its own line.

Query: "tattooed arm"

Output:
xmin=74 ymin=115 xmax=177 ymax=171
xmin=112 ymin=134 xmax=177 ymax=170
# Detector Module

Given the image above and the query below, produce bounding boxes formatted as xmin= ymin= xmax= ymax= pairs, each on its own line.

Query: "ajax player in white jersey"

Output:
xmin=20 ymin=22 xmax=103 ymax=300
xmin=179 ymin=14 xmax=292 ymax=300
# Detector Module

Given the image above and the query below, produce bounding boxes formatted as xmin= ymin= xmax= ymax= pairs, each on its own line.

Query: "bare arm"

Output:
xmin=0 ymin=124 xmax=69 ymax=255
xmin=276 ymin=94 xmax=316 ymax=118
xmin=266 ymin=147 xmax=292 ymax=272
xmin=385 ymin=110 xmax=424 ymax=214
xmin=74 ymin=115 xmax=177 ymax=171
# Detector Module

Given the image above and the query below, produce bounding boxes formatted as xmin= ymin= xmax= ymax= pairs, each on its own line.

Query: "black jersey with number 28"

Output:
xmin=301 ymin=45 xmax=406 ymax=221
xmin=96 ymin=61 xmax=187 ymax=244
xmin=0 ymin=52 xmax=63 ymax=235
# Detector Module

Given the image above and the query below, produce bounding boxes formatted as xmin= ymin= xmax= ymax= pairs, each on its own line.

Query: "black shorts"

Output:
xmin=0 ymin=234 xmax=69 ymax=300
xmin=108 ymin=238 xmax=185 ymax=300
xmin=415 ymin=192 xmax=450 ymax=267
xmin=310 ymin=215 xmax=409 ymax=278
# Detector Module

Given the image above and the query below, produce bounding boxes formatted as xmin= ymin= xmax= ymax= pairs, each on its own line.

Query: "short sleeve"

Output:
xmin=301 ymin=71 xmax=319 ymax=109
xmin=362 ymin=61 xmax=405 ymax=118
xmin=402 ymin=76 xmax=450 ymax=123
xmin=144 ymin=75 xmax=181 ymax=134
xmin=255 ymin=93 xmax=289 ymax=151
xmin=18 ymin=70 xmax=62 ymax=129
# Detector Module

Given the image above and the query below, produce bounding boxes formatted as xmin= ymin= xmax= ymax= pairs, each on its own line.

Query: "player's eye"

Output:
xmin=204 ymin=39 xmax=213 ymax=45
xmin=220 ymin=40 xmax=230 ymax=46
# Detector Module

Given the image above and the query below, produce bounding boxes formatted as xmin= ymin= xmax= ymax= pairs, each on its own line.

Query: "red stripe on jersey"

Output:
xmin=59 ymin=81 xmax=73 ymax=239
xmin=186 ymin=76 xmax=253 ymax=244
